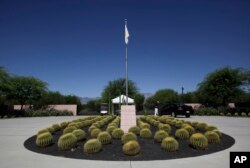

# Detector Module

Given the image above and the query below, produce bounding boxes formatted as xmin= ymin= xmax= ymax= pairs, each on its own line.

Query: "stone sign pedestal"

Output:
xmin=120 ymin=105 xmax=136 ymax=133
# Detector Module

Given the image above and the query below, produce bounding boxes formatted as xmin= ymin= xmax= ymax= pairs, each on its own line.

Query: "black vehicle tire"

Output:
xmin=185 ymin=113 xmax=190 ymax=118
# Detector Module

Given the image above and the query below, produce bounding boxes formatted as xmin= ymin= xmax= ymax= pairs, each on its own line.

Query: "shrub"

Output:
xmin=97 ymin=131 xmax=112 ymax=145
xmin=128 ymin=126 xmax=140 ymax=135
xmin=63 ymin=126 xmax=77 ymax=134
xmin=194 ymin=107 xmax=219 ymax=116
xmin=84 ymin=139 xmax=102 ymax=154
xmin=175 ymin=128 xmax=189 ymax=140
xmin=140 ymin=128 xmax=152 ymax=139
xmin=161 ymin=137 xmax=179 ymax=152
xmin=154 ymin=130 xmax=168 ymax=143
xmin=52 ymin=124 xmax=61 ymax=131
xmin=234 ymin=112 xmax=239 ymax=116
xmin=36 ymin=132 xmax=53 ymax=147
xmin=241 ymin=112 xmax=247 ymax=117
xmin=72 ymin=129 xmax=86 ymax=141
xmin=158 ymin=124 xmax=171 ymax=134
xmin=204 ymin=131 xmax=220 ymax=144
xmin=220 ymin=112 xmax=225 ymax=116
xmin=122 ymin=140 xmax=141 ymax=156
xmin=122 ymin=132 xmax=137 ymax=144
xmin=226 ymin=113 xmax=231 ymax=116
xmin=197 ymin=122 xmax=208 ymax=132
xmin=111 ymin=128 xmax=124 ymax=139
xmin=91 ymin=128 xmax=101 ymax=138
xmin=190 ymin=133 xmax=208 ymax=150
xmin=183 ymin=125 xmax=195 ymax=135
xmin=58 ymin=133 xmax=77 ymax=150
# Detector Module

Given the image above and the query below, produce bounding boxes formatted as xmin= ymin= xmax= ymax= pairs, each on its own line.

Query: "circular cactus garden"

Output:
xmin=24 ymin=115 xmax=235 ymax=161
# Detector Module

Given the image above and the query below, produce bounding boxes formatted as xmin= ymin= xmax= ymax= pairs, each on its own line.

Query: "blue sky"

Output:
xmin=1 ymin=0 xmax=250 ymax=97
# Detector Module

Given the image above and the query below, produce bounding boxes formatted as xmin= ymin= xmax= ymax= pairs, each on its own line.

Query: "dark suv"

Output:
xmin=158 ymin=103 xmax=194 ymax=118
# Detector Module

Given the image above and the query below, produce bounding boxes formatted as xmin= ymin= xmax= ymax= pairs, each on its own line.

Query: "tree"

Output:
xmin=153 ymin=89 xmax=179 ymax=104
xmin=85 ymin=99 xmax=102 ymax=112
xmin=0 ymin=67 xmax=10 ymax=105
xmin=197 ymin=67 xmax=250 ymax=106
xmin=101 ymin=78 xmax=139 ymax=103
xmin=144 ymin=89 xmax=179 ymax=109
xmin=134 ymin=93 xmax=145 ymax=111
xmin=7 ymin=76 xmax=47 ymax=110
xmin=182 ymin=92 xmax=199 ymax=103
xmin=37 ymin=91 xmax=66 ymax=105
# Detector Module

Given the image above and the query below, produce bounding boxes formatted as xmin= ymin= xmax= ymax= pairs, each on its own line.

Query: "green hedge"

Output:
xmin=194 ymin=107 xmax=219 ymax=116
xmin=194 ymin=107 xmax=250 ymax=116
xmin=24 ymin=109 xmax=73 ymax=117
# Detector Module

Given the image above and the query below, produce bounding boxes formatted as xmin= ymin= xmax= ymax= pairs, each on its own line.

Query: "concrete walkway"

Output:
xmin=0 ymin=116 xmax=249 ymax=168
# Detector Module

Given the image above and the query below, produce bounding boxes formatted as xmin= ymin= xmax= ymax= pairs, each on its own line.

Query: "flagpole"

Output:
xmin=125 ymin=19 xmax=128 ymax=105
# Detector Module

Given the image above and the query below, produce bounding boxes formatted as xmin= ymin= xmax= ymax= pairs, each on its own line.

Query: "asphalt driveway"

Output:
xmin=0 ymin=116 xmax=249 ymax=168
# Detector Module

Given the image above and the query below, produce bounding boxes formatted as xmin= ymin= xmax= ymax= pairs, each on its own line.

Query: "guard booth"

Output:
xmin=111 ymin=95 xmax=134 ymax=115
xmin=100 ymin=103 xmax=109 ymax=115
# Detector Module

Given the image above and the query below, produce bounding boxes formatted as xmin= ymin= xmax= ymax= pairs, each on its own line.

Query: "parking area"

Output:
xmin=0 ymin=116 xmax=249 ymax=168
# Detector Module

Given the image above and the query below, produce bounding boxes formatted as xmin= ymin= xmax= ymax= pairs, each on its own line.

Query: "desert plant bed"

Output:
xmin=24 ymin=115 xmax=235 ymax=161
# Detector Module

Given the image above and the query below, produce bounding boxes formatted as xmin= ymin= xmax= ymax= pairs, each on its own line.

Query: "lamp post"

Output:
xmin=181 ymin=87 xmax=184 ymax=104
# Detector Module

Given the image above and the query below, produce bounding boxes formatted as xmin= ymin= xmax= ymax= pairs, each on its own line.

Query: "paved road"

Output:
xmin=0 ymin=116 xmax=249 ymax=168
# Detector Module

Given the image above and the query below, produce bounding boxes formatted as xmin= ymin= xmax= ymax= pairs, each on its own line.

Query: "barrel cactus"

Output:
xmin=197 ymin=122 xmax=208 ymax=132
xmin=175 ymin=120 xmax=183 ymax=128
xmin=37 ymin=128 xmax=49 ymax=135
xmin=207 ymin=125 xmax=217 ymax=131
xmin=122 ymin=140 xmax=141 ymax=156
xmin=154 ymin=130 xmax=168 ymax=142
xmin=52 ymin=124 xmax=61 ymax=131
xmin=212 ymin=129 xmax=222 ymax=138
xmin=190 ymin=133 xmax=208 ymax=150
xmin=175 ymin=128 xmax=189 ymax=140
xmin=140 ymin=123 xmax=150 ymax=129
xmin=204 ymin=131 xmax=220 ymax=144
xmin=46 ymin=127 xmax=55 ymax=134
xmin=111 ymin=128 xmax=124 ymax=139
xmin=158 ymin=124 xmax=171 ymax=134
xmin=72 ymin=129 xmax=86 ymax=141
xmin=36 ymin=132 xmax=53 ymax=147
xmin=97 ymin=131 xmax=112 ymax=145
xmin=140 ymin=128 xmax=152 ymax=139
xmin=161 ymin=137 xmax=179 ymax=152
xmin=122 ymin=132 xmax=137 ymax=144
xmin=191 ymin=121 xmax=199 ymax=128
xmin=60 ymin=122 xmax=68 ymax=129
xmin=88 ymin=125 xmax=98 ymax=133
xmin=58 ymin=133 xmax=77 ymax=150
xmin=183 ymin=125 xmax=195 ymax=135
xmin=91 ymin=128 xmax=101 ymax=138
xmin=128 ymin=126 xmax=140 ymax=135
xmin=84 ymin=139 xmax=102 ymax=154
xmin=63 ymin=126 xmax=77 ymax=134
xmin=106 ymin=126 xmax=117 ymax=134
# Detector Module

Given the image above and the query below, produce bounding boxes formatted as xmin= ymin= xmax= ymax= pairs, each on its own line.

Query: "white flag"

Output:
xmin=125 ymin=24 xmax=129 ymax=44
